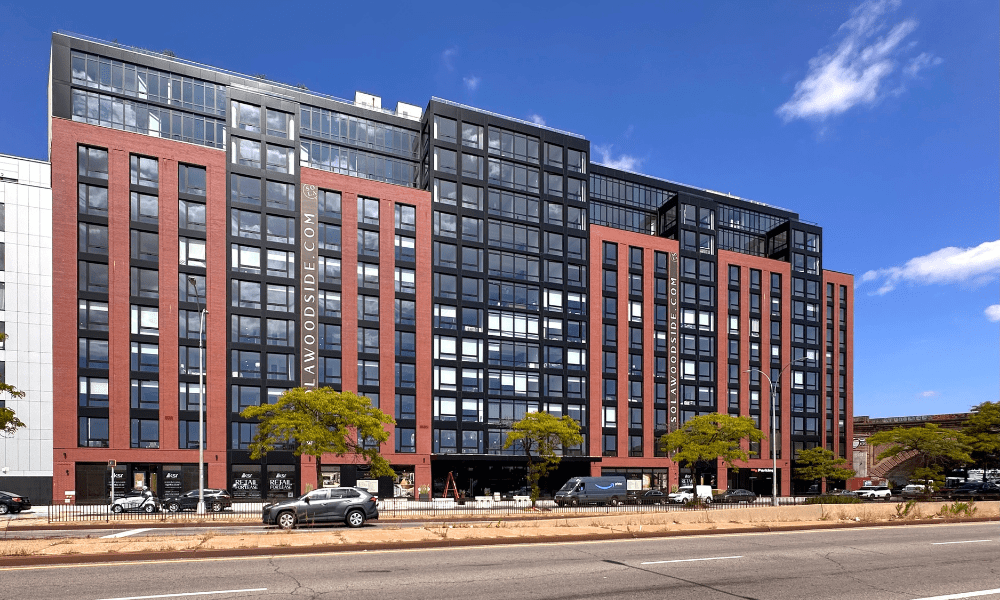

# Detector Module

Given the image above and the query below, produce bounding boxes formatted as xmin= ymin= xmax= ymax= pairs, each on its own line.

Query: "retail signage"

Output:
xmin=268 ymin=468 xmax=294 ymax=497
xmin=231 ymin=468 xmax=261 ymax=500
xmin=300 ymin=183 xmax=320 ymax=389
xmin=106 ymin=465 xmax=127 ymax=498
xmin=667 ymin=252 xmax=680 ymax=432
xmin=162 ymin=467 xmax=183 ymax=498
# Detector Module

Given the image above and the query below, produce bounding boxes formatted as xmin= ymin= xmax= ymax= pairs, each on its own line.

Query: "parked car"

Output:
xmin=826 ymin=489 xmax=858 ymax=497
xmin=857 ymin=485 xmax=892 ymax=500
xmin=111 ymin=488 xmax=161 ymax=513
xmin=263 ymin=487 xmax=379 ymax=530
xmin=900 ymin=484 xmax=929 ymax=499
xmin=941 ymin=481 xmax=1000 ymax=501
xmin=667 ymin=485 xmax=713 ymax=504
xmin=165 ymin=489 xmax=232 ymax=512
xmin=628 ymin=489 xmax=667 ymax=505
xmin=0 ymin=490 xmax=31 ymax=514
xmin=715 ymin=489 xmax=758 ymax=504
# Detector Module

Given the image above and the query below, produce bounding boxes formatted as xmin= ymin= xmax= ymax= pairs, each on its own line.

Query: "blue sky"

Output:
xmin=1 ymin=0 xmax=996 ymax=418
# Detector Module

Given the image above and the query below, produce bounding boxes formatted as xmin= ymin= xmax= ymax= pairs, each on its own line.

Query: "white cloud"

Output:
xmin=463 ymin=76 xmax=480 ymax=91
xmin=919 ymin=391 xmax=939 ymax=398
xmin=904 ymin=51 xmax=943 ymax=77
xmin=985 ymin=305 xmax=1000 ymax=322
xmin=441 ymin=47 xmax=458 ymax=71
xmin=860 ymin=240 xmax=1000 ymax=295
xmin=529 ymin=114 xmax=546 ymax=126
xmin=777 ymin=0 xmax=938 ymax=122
xmin=592 ymin=144 xmax=642 ymax=172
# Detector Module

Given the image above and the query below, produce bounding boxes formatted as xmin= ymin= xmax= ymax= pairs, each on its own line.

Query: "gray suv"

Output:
xmin=263 ymin=487 xmax=379 ymax=529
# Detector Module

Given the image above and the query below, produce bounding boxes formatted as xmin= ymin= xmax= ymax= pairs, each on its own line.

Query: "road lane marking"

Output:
xmin=95 ymin=589 xmax=267 ymax=600
xmin=931 ymin=540 xmax=992 ymax=545
xmin=909 ymin=589 xmax=1000 ymax=600
xmin=100 ymin=528 xmax=154 ymax=539
xmin=641 ymin=555 xmax=743 ymax=565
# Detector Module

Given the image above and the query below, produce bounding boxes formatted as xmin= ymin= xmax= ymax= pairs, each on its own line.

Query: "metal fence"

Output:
xmin=47 ymin=503 xmax=265 ymax=524
xmin=46 ymin=496 xmax=813 ymax=524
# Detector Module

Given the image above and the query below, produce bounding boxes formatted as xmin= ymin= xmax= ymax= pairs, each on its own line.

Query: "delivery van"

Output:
xmin=554 ymin=476 xmax=628 ymax=506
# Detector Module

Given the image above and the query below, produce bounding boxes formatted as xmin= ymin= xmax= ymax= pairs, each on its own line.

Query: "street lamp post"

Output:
xmin=188 ymin=277 xmax=207 ymax=515
xmin=747 ymin=356 xmax=809 ymax=507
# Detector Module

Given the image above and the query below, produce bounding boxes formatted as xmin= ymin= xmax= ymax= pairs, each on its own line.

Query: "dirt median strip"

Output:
xmin=2 ymin=503 xmax=997 ymax=567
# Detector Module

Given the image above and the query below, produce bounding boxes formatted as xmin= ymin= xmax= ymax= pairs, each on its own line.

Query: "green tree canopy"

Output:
xmin=504 ymin=412 xmax=583 ymax=505
xmin=962 ymin=401 xmax=1000 ymax=480
xmin=659 ymin=414 xmax=765 ymax=473
xmin=867 ymin=423 xmax=973 ymax=490
xmin=793 ymin=447 xmax=855 ymax=484
xmin=241 ymin=388 xmax=396 ymax=485
xmin=0 ymin=332 xmax=26 ymax=437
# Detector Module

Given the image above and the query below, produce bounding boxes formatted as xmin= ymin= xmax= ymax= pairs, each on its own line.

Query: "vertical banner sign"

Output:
xmin=300 ymin=184 xmax=320 ymax=389
xmin=668 ymin=252 xmax=680 ymax=432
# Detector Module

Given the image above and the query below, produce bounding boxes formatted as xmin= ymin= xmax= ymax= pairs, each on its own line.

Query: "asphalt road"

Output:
xmin=3 ymin=522 xmax=999 ymax=600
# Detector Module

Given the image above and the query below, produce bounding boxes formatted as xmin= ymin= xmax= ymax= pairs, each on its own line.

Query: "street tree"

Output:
xmin=962 ymin=401 xmax=1000 ymax=481
xmin=241 ymin=388 xmax=396 ymax=486
xmin=866 ymin=424 xmax=972 ymax=491
xmin=0 ymin=332 xmax=26 ymax=437
xmin=794 ymin=447 xmax=855 ymax=491
xmin=659 ymin=414 xmax=765 ymax=485
xmin=504 ymin=411 xmax=583 ymax=506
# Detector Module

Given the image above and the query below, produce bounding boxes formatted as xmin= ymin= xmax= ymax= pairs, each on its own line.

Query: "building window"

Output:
xmin=78 ymin=146 xmax=109 ymax=179
xmin=179 ymin=421 xmax=206 ymax=449
xmin=234 ymin=138 xmax=261 ymax=168
xmin=233 ymin=101 xmax=261 ymax=132
xmin=396 ymin=427 xmax=416 ymax=453
xmin=265 ymin=145 xmax=293 ymax=173
xmin=395 ymin=203 xmax=415 ymax=231
xmin=130 ymin=342 xmax=159 ymax=372
xmin=130 ymin=192 xmax=158 ymax=224
xmin=602 ymin=434 xmax=617 ymax=457
xmin=357 ymin=230 xmax=379 ymax=257
xmin=130 ymin=155 xmax=158 ymax=189
xmin=79 ymin=377 xmax=109 ymax=407
xmin=321 ymin=357 xmax=341 ymax=386
xmin=78 ymin=338 xmax=109 ymax=369
xmin=319 ymin=323 xmax=341 ymax=351
xmin=130 ymin=419 xmax=160 ymax=449
xmin=231 ymin=174 xmax=261 ymax=205
xmin=358 ymin=295 xmax=379 ymax=321
xmin=79 ymin=300 xmax=109 ymax=331
xmin=319 ymin=189 xmax=342 ymax=219
xmin=178 ymin=164 xmax=207 ymax=196
xmin=232 ymin=350 xmax=261 ymax=378
xmin=358 ymin=360 xmax=379 ymax=386
xmin=79 ymin=417 xmax=109 ymax=447
xmin=395 ymin=299 xmax=416 ymax=325
xmin=179 ymin=199 xmax=206 ymax=231
xmin=358 ymin=263 xmax=379 ymax=288
xmin=434 ymin=115 xmax=457 ymax=142
xmin=266 ymin=353 xmax=295 ymax=380
xmin=266 ymin=181 xmax=296 ymax=211
xmin=395 ymin=267 xmax=416 ymax=294
xmin=179 ymin=237 xmax=206 ymax=267
xmin=358 ymin=197 xmax=379 ymax=225
xmin=78 ymin=183 xmax=109 ymax=216
xmin=266 ymin=108 xmax=290 ymax=138
xmin=267 ymin=284 xmax=295 ymax=312
xmin=130 ymin=305 xmax=159 ymax=336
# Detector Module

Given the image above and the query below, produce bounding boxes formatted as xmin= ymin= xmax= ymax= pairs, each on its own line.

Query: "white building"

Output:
xmin=0 ymin=154 xmax=53 ymax=503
